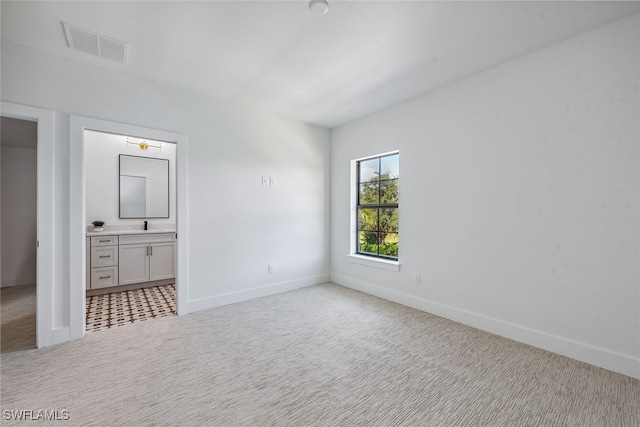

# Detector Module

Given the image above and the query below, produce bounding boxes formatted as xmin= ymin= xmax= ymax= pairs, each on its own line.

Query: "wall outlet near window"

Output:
xmin=413 ymin=273 xmax=420 ymax=284
xmin=268 ymin=264 xmax=275 ymax=273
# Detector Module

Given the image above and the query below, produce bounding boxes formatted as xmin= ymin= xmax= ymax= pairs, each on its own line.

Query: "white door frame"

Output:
xmin=1 ymin=102 xmax=55 ymax=348
xmin=69 ymin=116 xmax=188 ymax=341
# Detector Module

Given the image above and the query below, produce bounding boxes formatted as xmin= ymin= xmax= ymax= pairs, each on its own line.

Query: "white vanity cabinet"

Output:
xmin=89 ymin=236 xmax=119 ymax=289
xmin=148 ymin=241 xmax=176 ymax=281
xmin=118 ymin=233 xmax=176 ymax=286
xmin=118 ymin=243 xmax=149 ymax=285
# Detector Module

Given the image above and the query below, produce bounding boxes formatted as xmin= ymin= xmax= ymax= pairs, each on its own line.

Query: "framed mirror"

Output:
xmin=119 ymin=155 xmax=169 ymax=218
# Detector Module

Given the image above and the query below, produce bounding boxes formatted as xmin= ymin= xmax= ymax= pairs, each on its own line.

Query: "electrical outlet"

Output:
xmin=413 ymin=273 xmax=420 ymax=284
xmin=268 ymin=264 xmax=274 ymax=273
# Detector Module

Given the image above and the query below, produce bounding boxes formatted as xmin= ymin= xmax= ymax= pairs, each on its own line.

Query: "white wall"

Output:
xmin=331 ymin=15 xmax=640 ymax=378
xmin=1 ymin=39 xmax=330 ymax=328
xmin=85 ymin=131 xmax=176 ymax=228
xmin=1 ymin=146 xmax=37 ymax=287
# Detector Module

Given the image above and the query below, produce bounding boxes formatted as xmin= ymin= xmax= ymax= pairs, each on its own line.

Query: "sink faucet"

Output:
xmin=144 ymin=221 xmax=148 ymax=231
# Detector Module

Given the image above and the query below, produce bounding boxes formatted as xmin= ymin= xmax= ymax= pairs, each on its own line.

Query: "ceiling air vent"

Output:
xmin=62 ymin=22 xmax=128 ymax=64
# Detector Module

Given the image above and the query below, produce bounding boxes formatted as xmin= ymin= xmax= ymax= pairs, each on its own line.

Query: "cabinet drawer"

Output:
xmin=90 ymin=267 xmax=119 ymax=289
xmin=119 ymin=233 xmax=175 ymax=245
xmin=91 ymin=246 xmax=119 ymax=267
xmin=91 ymin=235 xmax=118 ymax=246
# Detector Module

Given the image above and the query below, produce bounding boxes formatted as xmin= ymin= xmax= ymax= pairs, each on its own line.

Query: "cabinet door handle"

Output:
xmin=99 ymin=240 xmax=110 ymax=242
xmin=150 ymin=246 xmax=153 ymax=256
xmin=99 ymin=275 xmax=111 ymax=279
xmin=146 ymin=246 xmax=149 ymax=256
xmin=99 ymin=255 xmax=110 ymax=258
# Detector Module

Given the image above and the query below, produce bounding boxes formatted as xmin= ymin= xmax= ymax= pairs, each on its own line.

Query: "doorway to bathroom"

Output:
xmin=69 ymin=116 xmax=187 ymax=341
xmin=83 ymin=130 xmax=178 ymax=333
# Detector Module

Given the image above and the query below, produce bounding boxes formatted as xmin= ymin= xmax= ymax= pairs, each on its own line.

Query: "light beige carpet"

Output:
xmin=1 ymin=283 xmax=638 ymax=426
xmin=1 ymin=284 xmax=36 ymax=354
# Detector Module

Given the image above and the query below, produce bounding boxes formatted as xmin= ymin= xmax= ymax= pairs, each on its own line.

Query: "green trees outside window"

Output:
xmin=357 ymin=153 xmax=399 ymax=259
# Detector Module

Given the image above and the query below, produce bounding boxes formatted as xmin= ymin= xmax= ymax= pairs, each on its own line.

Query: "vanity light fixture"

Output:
xmin=127 ymin=138 xmax=161 ymax=151
xmin=309 ymin=0 xmax=329 ymax=16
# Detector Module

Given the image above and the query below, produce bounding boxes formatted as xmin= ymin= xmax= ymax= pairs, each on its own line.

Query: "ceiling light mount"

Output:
xmin=309 ymin=0 xmax=329 ymax=16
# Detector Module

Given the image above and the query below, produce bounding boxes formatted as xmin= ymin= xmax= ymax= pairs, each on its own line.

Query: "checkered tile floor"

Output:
xmin=86 ymin=284 xmax=176 ymax=333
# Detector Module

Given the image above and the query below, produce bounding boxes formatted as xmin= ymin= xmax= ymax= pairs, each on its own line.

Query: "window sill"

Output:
xmin=348 ymin=254 xmax=400 ymax=272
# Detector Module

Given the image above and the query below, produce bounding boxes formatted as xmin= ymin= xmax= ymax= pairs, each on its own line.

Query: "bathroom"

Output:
xmin=84 ymin=130 xmax=177 ymax=332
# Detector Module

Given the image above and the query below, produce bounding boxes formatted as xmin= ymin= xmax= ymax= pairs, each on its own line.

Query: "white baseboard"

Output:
xmin=0 ymin=283 xmax=36 ymax=288
xmin=187 ymin=274 xmax=329 ymax=313
xmin=51 ymin=327 xmax=70 ymax=346
xmin=331 ymin=273 xmax=640 ymax=380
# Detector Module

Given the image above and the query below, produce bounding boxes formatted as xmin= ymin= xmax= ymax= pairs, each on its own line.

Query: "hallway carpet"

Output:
xmin=0 ymin=284 xmax=36 ymax=353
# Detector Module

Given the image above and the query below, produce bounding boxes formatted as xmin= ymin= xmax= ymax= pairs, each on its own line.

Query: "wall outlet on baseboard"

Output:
xmin=413 ymin=273 xmax=420 ymax=284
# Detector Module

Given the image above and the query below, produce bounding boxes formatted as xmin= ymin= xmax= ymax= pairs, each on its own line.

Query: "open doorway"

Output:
xmin=0 ymin=102 xmax=54 ymax=350
xmin=84 ymin=131 xmax=177 ymax=333
xmin=69 ymin=116 xmax=187 ymax=342
xmin=0 ymin=117 xmax=37 ymax=352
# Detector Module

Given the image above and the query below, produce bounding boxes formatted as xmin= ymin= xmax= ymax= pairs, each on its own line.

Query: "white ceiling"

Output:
xmin=2 ymin=1 xmax=639 ymax=128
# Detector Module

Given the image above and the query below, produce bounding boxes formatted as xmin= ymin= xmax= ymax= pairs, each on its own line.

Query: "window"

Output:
xmin=356 ymin=152 xmax=399 ymax=260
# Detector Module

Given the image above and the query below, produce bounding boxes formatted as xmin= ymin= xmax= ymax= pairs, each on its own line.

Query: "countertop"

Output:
xmin=86 ymin=229 xmax=176 ymax=237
